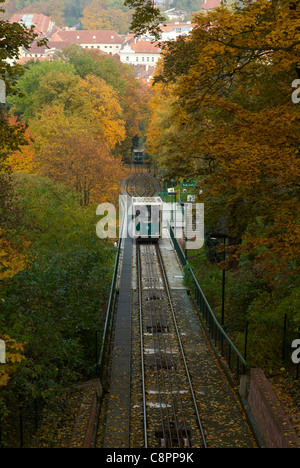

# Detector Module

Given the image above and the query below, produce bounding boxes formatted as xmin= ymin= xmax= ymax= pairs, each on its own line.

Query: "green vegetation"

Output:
xmin=0 ymin=3 xmax=148 ymax=446
xmin=0 ymin=174 xmax=115 ymax=446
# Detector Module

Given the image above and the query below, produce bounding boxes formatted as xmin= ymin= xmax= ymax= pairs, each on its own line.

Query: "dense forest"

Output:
xmin=144 ymin=0 xmax=300 ymax=380
xmin=0 ymin=0 xmax=150 ymax=445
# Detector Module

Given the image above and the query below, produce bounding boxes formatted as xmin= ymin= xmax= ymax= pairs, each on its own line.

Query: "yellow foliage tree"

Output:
xmin=0 ymin=229 xmax=25 ymax=282
xmin=79 ymin=74 xmax=126 ymax=151
xmin=81 ymin=2 xmax=132 ymax=34
xmin=31 ymin=105 xmax=126 ymax=205
xmin=147 ymin=0 xmax=300 ymax=278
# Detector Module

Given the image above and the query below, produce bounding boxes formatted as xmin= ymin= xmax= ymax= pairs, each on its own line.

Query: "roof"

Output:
xmin=135 ymin=65 xmax=156 ymax=86
xmin=51 ymin=30 xmax=123 ymax=44
xmin=130 ymin=41 xmax=161 ymax=54
xmin=18 ymin=56 xmax=52 ymax=64
xmin=201 ymin=0 xmax=222 ymax=9
xmin=122 ymin=37 xmax=161 ymax=54
xmin=161 ymin=21 xmax=196 ymax=31
xmin=23 ymin=40 xmax=72 ymax=55
xmin=9 ymin=13 xmax=55 ymax=36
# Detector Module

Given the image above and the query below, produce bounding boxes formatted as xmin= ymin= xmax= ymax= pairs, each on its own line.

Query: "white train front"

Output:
xmin=131 ymin=197 xmax=163 ymax=241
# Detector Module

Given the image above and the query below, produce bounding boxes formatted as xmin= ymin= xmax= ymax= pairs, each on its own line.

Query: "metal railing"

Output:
xmin=169 ymin=223 xmax=248 ymax=379
xmin=97 ymin=199 xmax=126 ymax=382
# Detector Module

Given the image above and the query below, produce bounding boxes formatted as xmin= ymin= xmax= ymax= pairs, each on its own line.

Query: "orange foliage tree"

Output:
xmin=31 ymin=105 xmax=126 ymax=205
xmin=5 ymin=117 xmax=35 ymax=174
xmin=147 ymin=0 xmax=300 ymax=279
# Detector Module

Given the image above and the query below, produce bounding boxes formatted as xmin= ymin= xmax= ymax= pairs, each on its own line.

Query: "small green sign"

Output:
xmin=182 ymin=182 xmax=196 ymax=187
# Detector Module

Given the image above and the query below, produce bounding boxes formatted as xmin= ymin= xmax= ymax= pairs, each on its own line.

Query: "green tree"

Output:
xmin=8 ymin=60 xmax=76 ymax=120
xmin=1 ymin=175 xmax=115 ymax=403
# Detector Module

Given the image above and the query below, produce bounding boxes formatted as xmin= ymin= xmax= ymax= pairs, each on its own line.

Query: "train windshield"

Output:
xmin=135 ymin=204 xmax=161 ymax=237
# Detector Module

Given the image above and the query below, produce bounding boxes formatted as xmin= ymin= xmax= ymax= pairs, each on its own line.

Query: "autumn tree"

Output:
xmin=81 ymin=1 xmax=133 ymax=34
xmin=54 ymin=45 xmax=151 ymax=159
xmin=0 ymin=0 xmax=46 ymax=261
xmin=5 ymin=117 xmax=35 ymax=173
xmin=8 ymin=60 xmax=76 ymax=120
xmin=31 ymin=104 xmax=126 ymax=205
xmin=147 ymin=0 xmax=300 ymax=278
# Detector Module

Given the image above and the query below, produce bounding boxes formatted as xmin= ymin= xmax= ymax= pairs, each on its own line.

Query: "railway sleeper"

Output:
xmin=156 ymin=426 xmax=191 ymax=448
xmin=145 ymin=294 xmax=163 ymax=302
xmin=146 ymin=354 xmax=177 ymax=370
xmin=146 ymin=322 xmax=169 ymax=333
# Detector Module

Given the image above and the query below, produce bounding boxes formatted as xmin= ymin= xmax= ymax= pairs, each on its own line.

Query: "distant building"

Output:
xmin=160 ymin=21 xmax=196 ymax=41
xmin=135 ymin=65 xmax=156 ymax=86
xmin=21 ymin=40 xmax=72 ymax=62
xmin=165 ymin=8 xmax=187 ymax=22
xmin=9 ymin=12 xmax=197 ymax=81
xmin=120 ymin=36 xmax=162 ymax=66
xmin=51 ymin=30 xmax=123 ymax=56
xmin=9 ymin=13 xmax=59 ymax=38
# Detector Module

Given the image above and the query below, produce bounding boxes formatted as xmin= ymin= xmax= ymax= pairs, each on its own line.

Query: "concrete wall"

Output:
xmin=248 ymin=369 xmax=300 ymax=448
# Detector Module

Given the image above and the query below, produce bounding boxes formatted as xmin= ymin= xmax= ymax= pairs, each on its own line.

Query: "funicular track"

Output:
xmin=126 ymin=165 xmax=156 ymax=198
xmin=102 ymin=168 xmax=257 ymax=449
xmin=136 ymin=241 xmax=207 ymax=448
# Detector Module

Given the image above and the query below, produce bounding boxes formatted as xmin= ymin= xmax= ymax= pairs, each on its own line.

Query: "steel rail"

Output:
xmin=144 ymin=243 xmax=177 ymax=447
xmin=146 ymin=243 xmax=189 ymax=448
xmin=137 ymin=243 xmax=148 ymax=448
xmin=156 ymin=245 xmax=208 ymax=449
xmin=141 ymin=242 xmax=173 ymax=447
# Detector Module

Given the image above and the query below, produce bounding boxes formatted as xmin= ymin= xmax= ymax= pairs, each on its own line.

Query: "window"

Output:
xmin=93 ymin=35 xmax=96 ymax=40
xmin=126 ymin=56 xmax=129 ymax=61
xmin=152 ymin=57 xmax=155 ymax=62
xmin=147 ymin=57 xmax=149 ymax=62
xmin=77 ymin=35 xmax=80 ymax=40
xmin=136 ymin=57 xmax=139 ymax=62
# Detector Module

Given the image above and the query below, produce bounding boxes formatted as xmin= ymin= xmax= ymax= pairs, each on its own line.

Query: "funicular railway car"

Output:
xmin=132 ymin=196 xmax=163 ymax=241
xmin=132 ymin=148 xmax=145 ymax=164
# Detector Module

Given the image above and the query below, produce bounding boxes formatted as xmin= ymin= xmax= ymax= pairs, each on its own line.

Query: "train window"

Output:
xmin=146 ymin=206 xmax=152 ymax=220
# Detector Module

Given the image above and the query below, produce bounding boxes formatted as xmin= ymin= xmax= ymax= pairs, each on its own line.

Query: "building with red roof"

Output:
xmin=9 ymin=13 xmax=60 ymax=38
xmin=120 ymin=36 xmax=162 ymax=67
xmin=51 ymin=30 xmax=123 ymax=56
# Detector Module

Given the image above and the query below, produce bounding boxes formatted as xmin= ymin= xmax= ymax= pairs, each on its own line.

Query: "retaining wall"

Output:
xmin=248 ymin=368 xmax=300 ymax=448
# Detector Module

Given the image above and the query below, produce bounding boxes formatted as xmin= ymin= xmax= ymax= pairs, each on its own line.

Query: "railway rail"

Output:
xmin=136 ymin=241 xmax=208 ymax=448
xmin=126 ymin=166 xmax=156 ymax=198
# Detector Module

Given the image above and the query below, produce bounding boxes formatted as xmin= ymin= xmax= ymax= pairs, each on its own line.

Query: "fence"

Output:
xmin=169 ymin=223 xmax=248 ymax=380
xmin=97 ymin=197 xmax=126 ymax=383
